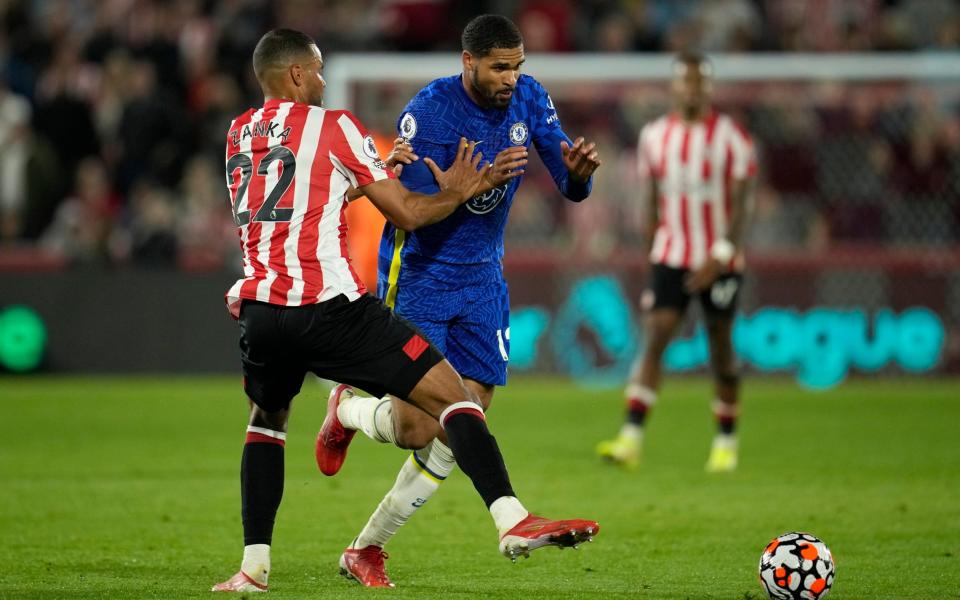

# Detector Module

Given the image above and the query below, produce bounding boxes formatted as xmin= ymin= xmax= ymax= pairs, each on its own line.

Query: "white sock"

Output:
xmin=240 ymin=544 xmax=270 ymax=584
xmin=353 ymin=440 xmax=456 ymax=548
xmin=619 ymin=422 xmax=643 ymax=442
xmin=337 ymin=393 xmax=396 ymax=445
xmin=490 ymin=496 xmax=529 ymax=537
xmin=625 ymin=383 xmax=657 ymax=406
xmin=713 ymin=433 xmax=738 ymax=449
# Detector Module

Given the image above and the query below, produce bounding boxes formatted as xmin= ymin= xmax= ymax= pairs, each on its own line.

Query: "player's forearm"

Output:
xmin=399 ymin=189 xmax=465 ymax=230
xmin=345 ymin=186 xmax=363 ymax=201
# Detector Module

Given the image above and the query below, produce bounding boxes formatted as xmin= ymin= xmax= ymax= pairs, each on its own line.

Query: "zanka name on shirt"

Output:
xmin=230 ymin=120 xmax=292 ymax=147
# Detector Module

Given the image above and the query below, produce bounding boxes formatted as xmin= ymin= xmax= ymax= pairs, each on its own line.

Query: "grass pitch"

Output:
xmin=1 ymin=375 xmax=958 ymax=599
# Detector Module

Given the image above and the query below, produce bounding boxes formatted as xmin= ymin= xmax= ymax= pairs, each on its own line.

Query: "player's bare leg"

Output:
xmin=340 ymin=379 xmax=493 ymax=586
xmin=213 ymin=402 xmax=291 ymax=592
xmin=333 ymin=360 xmax=597 ymax=584
xmin=704 ymin=313 xmax=740 ymax=472
xmin=598 ymin=308 xmax=684 ymax=468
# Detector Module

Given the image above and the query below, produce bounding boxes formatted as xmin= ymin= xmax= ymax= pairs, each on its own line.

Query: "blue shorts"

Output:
xmin=377 ymin=265 xmax=510 ymax=386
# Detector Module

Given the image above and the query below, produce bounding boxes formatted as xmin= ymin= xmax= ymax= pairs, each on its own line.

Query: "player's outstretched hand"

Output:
xmin=561 ymin=137 xmax=601 ymax=182
xmin=482 ymin=146 xmax=528 ymax=191
xmin=385 ymin=137 xmax=419 ymax=175
xmin=424 ymin=137 xmax=490 ymax=201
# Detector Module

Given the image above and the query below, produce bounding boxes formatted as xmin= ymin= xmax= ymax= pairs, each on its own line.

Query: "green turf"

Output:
xmin=1 ymin=375 xmax=958 ymax=599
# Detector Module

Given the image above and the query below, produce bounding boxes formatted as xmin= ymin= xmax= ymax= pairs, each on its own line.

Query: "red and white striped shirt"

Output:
xmin=224 ymin=99 xmax=394 ymax=317
xmin=638 ymin=110 xmax=756 ymax=270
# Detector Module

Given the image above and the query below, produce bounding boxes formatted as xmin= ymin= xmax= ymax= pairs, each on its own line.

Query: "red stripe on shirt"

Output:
xmin=297 ymin=110 xmax=330 ymax=303
xmin=657 ymin=116 xmax=677 ymax=178
xmin=679 ymin=193 xmax=691 ymax=268
xmin=703 ymin=111 xmax=718 ymax=179
xmin=239 ymin=107 xmax=276 ymax=300
xmin=679 ymin=124 xmax=691 ymax=164
xmin=703 ymin=202 xmax=715 ymax=260
xmin=678 ymin=123 xmax=692 ymax=268
xmin=724 ymin=143 xmax=734 ymax=220
xmin=266 ymin=105 xmax=309 ymax=304
xmin=334 ymin=111 xmax=382 ymax=186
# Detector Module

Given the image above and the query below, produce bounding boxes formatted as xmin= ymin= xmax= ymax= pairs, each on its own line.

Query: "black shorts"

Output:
xmin=643 ymin=263 xmax=742 ymax=317
xmin=238 ymin=294 xmax=443 ymax=413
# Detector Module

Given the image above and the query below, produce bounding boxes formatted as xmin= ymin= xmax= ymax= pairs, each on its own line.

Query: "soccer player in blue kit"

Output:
xmin=315 ymin=14 xmax=603 ymax=588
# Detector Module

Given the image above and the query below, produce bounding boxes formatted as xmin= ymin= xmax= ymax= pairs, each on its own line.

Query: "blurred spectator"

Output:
xmin=696 ymin=0 xmax=760 ymax=52
xmin=31 ymin=38 xmax=101 ymax=186
xmin=379 ymin=0 xmax=457 ymax=51
xmin=177 ymin=155 xmax=239 ymax=270
xmin=893 ymin=0 xmax=960 ymax=50
xmin=0 ymin=0 xmax=958 ymax=267
xmin=0 ymin=80 xmax=31 ymax=240
xmin=762 ymin=0 xmax=884 ymax=52
xmin=127 ymin=180 xmax=178 ymax=266
xmin=517 ymin=0 xmax=575 ymax=52
xmin=593 ymin=12 xmax=635 ymax=52
xmin=41 ymin=157 xmax=121 ymax=263
xmin=116 ymin=60 xmax=186 ymax=192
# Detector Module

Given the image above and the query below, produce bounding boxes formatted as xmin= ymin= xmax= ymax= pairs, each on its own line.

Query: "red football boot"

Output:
xmin=315 ymin=384 xmax=356 ymax=475
xmin=339 ymin=545 xmax=396 ymax=588
xmin=499 ymin=514 xmax=600 ymax=562
xmin=211 ymin=571 xmax=268 ymax=592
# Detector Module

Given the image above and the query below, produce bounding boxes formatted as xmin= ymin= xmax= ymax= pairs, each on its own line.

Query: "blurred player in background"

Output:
xmin=212 ymin=28 xmax=598 ymax=593
xmin=597 ymin=52 xmax=756 ymax=472
xmin=315 ymin=14 xmax=602 ymax=587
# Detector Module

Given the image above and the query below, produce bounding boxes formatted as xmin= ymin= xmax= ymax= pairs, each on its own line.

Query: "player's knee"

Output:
xmin=249 ymin=404 xmax=289 ymax=431
xmin=394 ymin=419 xmax=438 ymax=450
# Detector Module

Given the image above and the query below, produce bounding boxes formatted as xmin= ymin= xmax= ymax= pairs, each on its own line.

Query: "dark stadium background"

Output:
xmin=3 ymin=3 xmax=960 ymax=599
xmin=0 ymin=0 xmax=957 ymax=382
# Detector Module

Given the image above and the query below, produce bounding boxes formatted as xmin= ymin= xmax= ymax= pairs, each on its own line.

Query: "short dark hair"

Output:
xmin=461 ymin=14 xmax=523 ymax=58
xmin=253 ymin=28 xmax=317 ymax=79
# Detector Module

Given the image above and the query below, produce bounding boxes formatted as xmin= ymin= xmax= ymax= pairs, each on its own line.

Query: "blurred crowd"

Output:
xmin=0 ymin=0 xmax=959 ymax=270
xmin=506 ymin=78 xmax=960 ymax=260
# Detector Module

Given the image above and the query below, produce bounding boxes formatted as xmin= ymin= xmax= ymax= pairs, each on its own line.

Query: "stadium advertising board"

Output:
xmin=511 ymin=275 xmax=946 ymax=389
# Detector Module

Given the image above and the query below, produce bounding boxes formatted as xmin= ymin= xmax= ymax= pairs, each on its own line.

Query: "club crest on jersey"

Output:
xmin=509 ymin=122 xmax=528 ymax=145
xmin=400 ymin=112 xmax=417 ymax=140
xmin=467 ymin=183 xmax=507 ymax=215
xmin=362 ymin=135 xmax=380 ymax=159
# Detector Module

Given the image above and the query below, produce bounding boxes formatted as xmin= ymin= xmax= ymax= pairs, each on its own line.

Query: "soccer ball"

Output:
xmin=758 ymin=532 xmax=835 ymax=599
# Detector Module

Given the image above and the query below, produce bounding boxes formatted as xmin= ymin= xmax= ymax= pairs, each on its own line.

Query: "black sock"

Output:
xmin=443 ymin=411 xmax=515 ymax=507
xmin=626 ymin=398 xmax=649 ymax=426
xmin=718 ymin=417 xmax=736 ymax=435
xmin=241 ymin=439 xmax=285 ymax=546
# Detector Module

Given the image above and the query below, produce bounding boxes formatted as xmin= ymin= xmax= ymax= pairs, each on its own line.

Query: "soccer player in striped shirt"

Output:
xmin=313 ymin=14 xmax=603 ymax=587
xmin=211 ymin=28 xmax=598 ymax=593
xmin=597 ymin=52 xmax=756 ymax=472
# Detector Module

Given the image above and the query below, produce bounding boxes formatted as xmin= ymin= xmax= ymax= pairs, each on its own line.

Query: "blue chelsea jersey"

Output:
xmin=378 ymin=73 xmax=592 ymax=285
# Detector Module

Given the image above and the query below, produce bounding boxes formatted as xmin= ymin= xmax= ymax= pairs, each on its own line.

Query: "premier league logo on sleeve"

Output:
xmin=362 ymin=135 xmax=380 ymax=159
xmin=509 ymin=122 xmax=528 ymax=145
xmin=400 ymin=112 xmax=417 ymax=140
